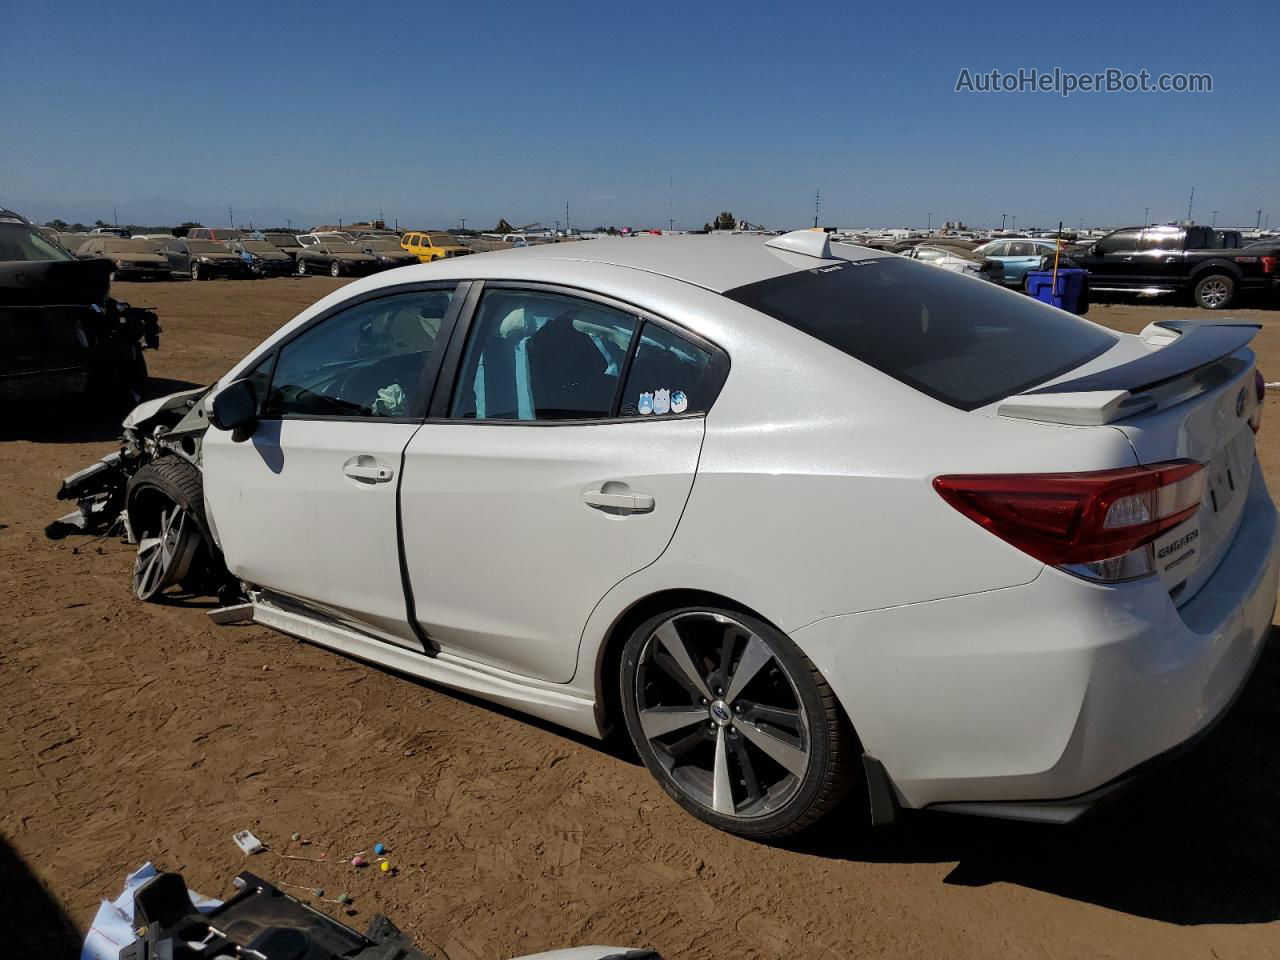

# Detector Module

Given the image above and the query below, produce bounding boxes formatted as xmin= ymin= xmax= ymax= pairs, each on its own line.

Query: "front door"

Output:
xmin=203 ymin=283 xmax=461 ymax=648
xmin=1080 ymin=228 xmax=1144 ymax=288
xmin=400 ymin=285 xmax=725 ymax=682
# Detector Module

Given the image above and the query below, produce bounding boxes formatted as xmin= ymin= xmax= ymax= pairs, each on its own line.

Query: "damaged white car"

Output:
xmin=52 ymin=231 xmax=1278 ymax=839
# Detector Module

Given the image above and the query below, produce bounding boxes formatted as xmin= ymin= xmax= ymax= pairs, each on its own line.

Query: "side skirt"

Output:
xmin=212 ymin=597 xmax=603 ymax=739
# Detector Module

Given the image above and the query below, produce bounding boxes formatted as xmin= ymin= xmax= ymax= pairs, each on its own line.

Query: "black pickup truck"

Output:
xmin=1070 ymin=224 xmax=1279 ymax=309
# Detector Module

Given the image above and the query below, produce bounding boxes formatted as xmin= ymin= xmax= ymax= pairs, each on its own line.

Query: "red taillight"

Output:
xmin=1262 ymin=256 xmax=1277 ymax=274
xmin=934 ymin=461 xmax=1205 ymax=575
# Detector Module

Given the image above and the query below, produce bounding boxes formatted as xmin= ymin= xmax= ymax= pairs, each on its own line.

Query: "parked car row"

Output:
xmin=50 ymin=228 xmax=473 ymax=281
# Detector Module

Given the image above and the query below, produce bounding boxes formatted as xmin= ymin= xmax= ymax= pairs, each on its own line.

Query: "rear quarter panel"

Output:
xmin=567 ymin=282 xmax=1140 ymax=691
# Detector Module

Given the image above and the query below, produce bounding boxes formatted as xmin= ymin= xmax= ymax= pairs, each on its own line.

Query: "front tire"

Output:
xmin=619 ymin=606 xmax=856 ymax=838
xmin=330 ymin=260 xmax=342 ymax=278
xmin=297 ymin=258 xmax=307 ymax=276
xmin=126 ymin=458 xmax=209 ymax=601
xmin=1194 ymin=273 xmax=1234 ymax=309
xmin=189 ymin=260 xmax=201 ymax=281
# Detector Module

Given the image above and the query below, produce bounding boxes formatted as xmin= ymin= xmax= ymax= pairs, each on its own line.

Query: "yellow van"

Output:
xmin=401 ymin=231 xmax=471 ymax=262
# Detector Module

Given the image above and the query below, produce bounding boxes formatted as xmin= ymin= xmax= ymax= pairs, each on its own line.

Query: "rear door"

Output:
xmin=203 ymin=282 xmax=462 ymax=647
xmin=1003 ymin=240 xmax=1045 ymax=286
xmin=1137 ymin=228 xmax=1186 ymax=289
xmin=399 ymin=283 xmax=726 ymax=682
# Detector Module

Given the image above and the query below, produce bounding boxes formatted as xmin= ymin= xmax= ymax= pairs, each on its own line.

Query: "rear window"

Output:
xmin=723 ymin=257 xmax=1116 ymax=411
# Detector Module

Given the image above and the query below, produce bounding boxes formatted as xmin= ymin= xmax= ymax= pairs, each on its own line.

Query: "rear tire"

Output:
xmin=126 ymin=457 xmax=210 ymax=601
xmin=330 ymin=260 xmax=342 ymax=278
xmin=1194 ymin=273 xmax=1234 ymax=309
xmin=297 ymin=258 xmax=307 ymax=276
xmin=619 ymin=606 xmax=858 ymax=838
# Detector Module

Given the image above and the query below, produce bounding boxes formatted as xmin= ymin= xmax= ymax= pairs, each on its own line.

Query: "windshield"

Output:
xmin=324 ymin=241 xmax=361 ymax=252
xmin=365 ymin=239 xmax=402 ymax=251
xmin=187 ymin=240 xmax=226 ymax=253
xmin=0 ymin=222 xmax=74 ymax=262
xmin=265 ymin=234 xmax=301 ymax=248
xmin=723 ymin=257 xmax=1116 ymax=411
xmin=241 ymin=240 xmax=277 ymax=253
xmin=102 ymin=239 xmax=156 ymax=254
xmin=920 ymin=245 xmax=979 ymax=261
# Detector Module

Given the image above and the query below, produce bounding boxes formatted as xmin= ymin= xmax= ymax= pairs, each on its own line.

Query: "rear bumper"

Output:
xmin=794 ymin=458 xmax=1279 ymax=819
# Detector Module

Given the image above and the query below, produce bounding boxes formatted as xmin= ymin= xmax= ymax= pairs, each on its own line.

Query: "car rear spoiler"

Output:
xmin=998 ymin=320 xmax=1260 ymax=425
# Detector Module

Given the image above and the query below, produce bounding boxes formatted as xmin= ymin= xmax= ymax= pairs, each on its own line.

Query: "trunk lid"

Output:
xmin=998 ymin=318 xmax=1261 ymax=602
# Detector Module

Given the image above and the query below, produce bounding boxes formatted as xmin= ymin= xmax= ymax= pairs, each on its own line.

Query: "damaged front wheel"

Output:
xmin=126 ymin=457 xmax=208 ymax=601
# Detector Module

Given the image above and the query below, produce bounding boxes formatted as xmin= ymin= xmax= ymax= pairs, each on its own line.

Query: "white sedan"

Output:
xmin=55 ymin=230 xmax=1278 ymax=837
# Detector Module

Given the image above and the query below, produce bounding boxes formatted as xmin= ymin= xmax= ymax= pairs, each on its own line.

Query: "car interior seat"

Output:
xmin=525 ymin=312 xmax=614 ymax=419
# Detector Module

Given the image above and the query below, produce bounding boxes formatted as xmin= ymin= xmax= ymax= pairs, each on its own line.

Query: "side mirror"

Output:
xmin=209 ymin=378 xmax=259 ymax=439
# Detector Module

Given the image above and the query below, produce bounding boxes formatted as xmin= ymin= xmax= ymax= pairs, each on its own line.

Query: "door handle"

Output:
xmin=583 ymin=487 xmax=655 ymax=514
xmin=343 ymin=460 xmax=394 ymax=484
xmin=1122 ymin=256 xmax=1134 ymax=262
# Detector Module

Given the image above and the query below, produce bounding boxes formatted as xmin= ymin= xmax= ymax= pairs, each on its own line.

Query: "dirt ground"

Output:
xmin=3 ymin=278 xmax=1280 ymax=960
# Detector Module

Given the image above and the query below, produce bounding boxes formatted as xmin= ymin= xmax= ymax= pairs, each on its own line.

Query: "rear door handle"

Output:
xmin=343 ymin=459 xmax=394 ymax=484
xmin=583 ymin=488 xmax=655 ymax=514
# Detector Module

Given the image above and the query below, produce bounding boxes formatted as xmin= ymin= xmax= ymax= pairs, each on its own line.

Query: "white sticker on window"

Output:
xmin=670 ymin=390 xmax=687 ymax=413
xmin=638 ymin=392 xmax=653 ymax=415
xmin=653 ymin=389 xmax=671 ymax=415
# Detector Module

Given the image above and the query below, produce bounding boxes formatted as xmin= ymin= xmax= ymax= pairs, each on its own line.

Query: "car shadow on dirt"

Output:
xmin=793 ymin=630 xmax=1280 ymax=926
xmin=0 ymin=835 xmax=81 ymax=958
xmin=0 ymin=376 xmax=202 ymax=444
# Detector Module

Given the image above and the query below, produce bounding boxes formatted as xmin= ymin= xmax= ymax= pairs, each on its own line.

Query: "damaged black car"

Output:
xmin=0 ymin=208 xmax=159 ymax=407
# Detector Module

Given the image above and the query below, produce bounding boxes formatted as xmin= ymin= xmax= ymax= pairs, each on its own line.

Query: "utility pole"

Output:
xmin=287 ymin=218 xmax=292 ymax=230
xmin=927 ymin=212 xmax=932 ymax=231
xmin=1011 ymin=215 xmax=1017 ymax=232
xmin=1257 ymin=209 xmax=1264 ymax=231
xmin=1000 ymin=213 xmax=1007 ymax=230
xmin=113 ymin=206 xmax=118 ymax=226
xmin=1144 ymin=206 xmax=1149 ymax=225
xmin=1078 ymin=218 xmax=1084 ymax=231
xmin=229 ymin=204 xmax=234 ymax=228
xmin=669 ymin=218 xmax=675 ymax=232
xmin=565 ymin=201 xmax=570 ymax=236
xmin=813 ymin=188 xmax=820 ymax=228
xmin=1211 ymin=210 xmax=1218 ymax=228
xmin=1186 ymin=186 xmax=1195 ymax=222
xmin=460 ymin=217 xmax=466 ymax=232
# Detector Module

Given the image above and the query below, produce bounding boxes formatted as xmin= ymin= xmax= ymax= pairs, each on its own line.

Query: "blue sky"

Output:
xmin=3 ymin=1 xmax=1276 ymax=231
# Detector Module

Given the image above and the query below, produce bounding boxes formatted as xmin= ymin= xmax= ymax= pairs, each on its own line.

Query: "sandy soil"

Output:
xmin=3 ymin=279 xmax=1280 ymax=959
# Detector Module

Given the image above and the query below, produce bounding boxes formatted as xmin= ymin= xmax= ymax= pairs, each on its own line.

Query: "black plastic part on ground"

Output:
xmin=120 ymin=870 xmax=434 ymax=960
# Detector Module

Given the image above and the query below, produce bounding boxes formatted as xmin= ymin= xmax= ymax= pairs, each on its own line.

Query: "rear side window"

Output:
xmin=620 ymin=323 xmax=716 ymax=417
xmin=723 ymin=257 xmax=1116 ymax=411
xmin=1141 ymin=230 xmax=1183 ymax=252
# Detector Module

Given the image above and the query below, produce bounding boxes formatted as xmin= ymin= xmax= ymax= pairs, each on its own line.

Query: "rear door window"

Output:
xmin=723 ymin=257 xmax=1116 ymax=411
